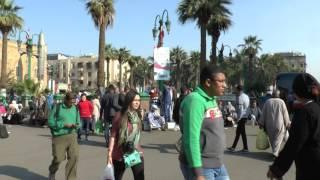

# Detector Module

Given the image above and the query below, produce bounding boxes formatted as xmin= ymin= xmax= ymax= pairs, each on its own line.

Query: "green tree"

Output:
xmin=238 ymin=35 xmax=262 ymax=89
xmin=177 ymin=0 xmax=232 ymax=70
xmin=182 ymin=51 xmax=200 ymax=88
xmin=127 ymin=55 xmax=141 ymax=88
xmin=207 ymin=13 xmax=232 ymax=65
xmin=132 ymin=57 xmax=151 ymax=90
xmin=104 ymin=44 xmax=116 ymax=85
xmin=170 ymin=46 xmax=188 ymax=91
xmin=13 ymin=79 xmax=40 ymax=96
xmin=0 ymin=0 xmax=23 ymax=88
xmin=115 ymin=47 xmax=130 ymax=89
xmin=86 ymin=0 xmax=115 ymax=90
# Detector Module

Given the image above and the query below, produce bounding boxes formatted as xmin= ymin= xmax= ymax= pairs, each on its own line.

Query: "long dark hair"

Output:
xmin=118 ymin=89 xmax=141 ymax=146
xmin=121 ymin=89 xmax=139 ymax=114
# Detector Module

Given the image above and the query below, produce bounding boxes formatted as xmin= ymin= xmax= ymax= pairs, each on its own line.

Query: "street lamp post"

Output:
xmin=152 ymin=9 xmax=171 ymax=91
xmin=17 ymin=30 xmax=39 ymax=80
xmin=213 ymin=44 xmax=233 ymax=65
xmin=152 ymin=9 xmax=171 ymax=48
xmin=47 ymin=64 xmax=56 ymax=94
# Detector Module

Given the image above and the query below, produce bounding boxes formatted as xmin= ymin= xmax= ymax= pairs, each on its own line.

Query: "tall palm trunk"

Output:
xmin=106 ymin=58 xmax=110 ymax=86
xmin=176 ymin=62 xmax=181 ymax=92
xmin=248 ymin=54 xmax=253 ymax=89
xmin=119 ymin=60 xmax=122 ymax=90
xmin=210 ymin=35 xmax=218 ymax=65
xmin=0 ymin=31 xmax=9 ymax=88
xmin=130 ymin=66 xmax=134 ymax=88
xmin=200 ymin=25 xmax=207 ymax=71
xmin=97 ymin=22 xmax=106 ymax=90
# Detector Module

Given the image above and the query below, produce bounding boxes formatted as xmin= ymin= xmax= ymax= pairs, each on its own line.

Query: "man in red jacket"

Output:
xmin=77 ymin=94 xmax=93 ymax=141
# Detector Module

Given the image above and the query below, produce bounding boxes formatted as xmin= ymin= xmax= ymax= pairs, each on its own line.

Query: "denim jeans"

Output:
xmin=104 ymin=121 xmax=111 ymax=144
xmin=180 ymin=163 xmax=230 ymax=180
xmin=78 ymin=118 xmax=91 ymax=139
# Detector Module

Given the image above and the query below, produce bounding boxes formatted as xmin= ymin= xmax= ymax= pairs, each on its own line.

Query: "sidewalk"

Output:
xmin=0 ymin=125 xmax=295 ymax=180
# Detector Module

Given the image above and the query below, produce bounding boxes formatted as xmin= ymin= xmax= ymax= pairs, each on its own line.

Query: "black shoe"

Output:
xmin=227 ymin=147 xmax=235 ymax=152
xmin=239 ymin=149 xmax=249 ymax=153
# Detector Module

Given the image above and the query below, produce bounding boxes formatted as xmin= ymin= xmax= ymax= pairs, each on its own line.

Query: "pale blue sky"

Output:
xmin=14 ymin=0 xmax=320 ymax=80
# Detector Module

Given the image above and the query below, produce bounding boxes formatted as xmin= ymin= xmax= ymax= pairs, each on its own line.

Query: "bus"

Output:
xmin=275 ymin=72 xmax=302 ymax=113
xmin=275 ymin=72 xmax=302 ymax=93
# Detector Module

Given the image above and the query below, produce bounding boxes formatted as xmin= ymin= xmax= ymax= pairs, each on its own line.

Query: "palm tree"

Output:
xmin=86 ymin=0 xmax=115 ymax=90
xmin=188 ymin=51 xmax=200 ymax=86
xmin=207 ymin=13 xmax=232 ymax=65
xmin=177 ymin=0 xmax=232 ymax=70
xmin=115 ymin=47 xmax=130 ymax=89
xmin=238 ymin=35 xmax=262 ymax=89
xmin=0 ymin=0 xmax=23 ymax=88
xmin=104 ymin=44 xmax=115 ymax=85
xmin=13 ymin=79 xmax=40 ymax=96
xmin=127 ymin=55 xmax=140 ymax=88
xmin=170 ymin=46 xmax=187 ymax=91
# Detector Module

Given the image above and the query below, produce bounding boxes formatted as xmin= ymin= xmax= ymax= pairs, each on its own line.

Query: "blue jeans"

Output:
xmin=180 ymin=163 xmax=230 ymax=180
xmin=78 ymin=118 xmax=91 ymax=139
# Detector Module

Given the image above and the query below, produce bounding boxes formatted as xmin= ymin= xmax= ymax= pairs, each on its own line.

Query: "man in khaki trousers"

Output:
xmin=48 ymin=92 xmax=80 ymax=180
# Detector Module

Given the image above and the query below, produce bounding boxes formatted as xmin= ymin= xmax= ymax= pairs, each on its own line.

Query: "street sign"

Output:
xmin=153 ymin=47 xmax=170 ymax=80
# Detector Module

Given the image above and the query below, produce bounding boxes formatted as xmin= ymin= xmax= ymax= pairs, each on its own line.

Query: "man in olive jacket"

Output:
xmin=48 ymin=92 xmax=80 ymax=180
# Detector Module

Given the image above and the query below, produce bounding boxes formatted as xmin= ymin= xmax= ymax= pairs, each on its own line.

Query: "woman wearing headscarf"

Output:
xmin=267 ymin=73 xmax=320 ymax=180
xmin=107 ymin=89 xmax=144 ymax=180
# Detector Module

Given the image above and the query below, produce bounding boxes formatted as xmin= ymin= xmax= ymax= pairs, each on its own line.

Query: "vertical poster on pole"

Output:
xmin=153 ymin=47 xmax=170 ymax=80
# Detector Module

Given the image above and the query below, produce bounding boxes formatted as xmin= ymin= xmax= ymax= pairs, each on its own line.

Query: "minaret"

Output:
xmin=37 ymin=32 xmax=46 ymax=81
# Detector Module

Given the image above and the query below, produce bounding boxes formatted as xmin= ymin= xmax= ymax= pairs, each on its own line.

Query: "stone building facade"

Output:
xmin=275 ymin=52 xmax=307 ymax=72
xmin=0 ymin=33 xmax=48 ymax=89
xmin=48 ymin=54 xmax=130 ymax=91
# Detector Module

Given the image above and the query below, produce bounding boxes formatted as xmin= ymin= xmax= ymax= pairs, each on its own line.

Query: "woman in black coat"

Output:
xmin=267 ymin=73 xmax=320 ymax=180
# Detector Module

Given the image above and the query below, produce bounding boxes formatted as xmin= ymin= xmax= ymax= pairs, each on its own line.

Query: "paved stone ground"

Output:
xmin=0 ymin=124 xmax=295 ymax=180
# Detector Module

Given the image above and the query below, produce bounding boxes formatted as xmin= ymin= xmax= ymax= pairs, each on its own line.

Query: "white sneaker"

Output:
xmin=174 ymin=125 xmax=180 ymax=131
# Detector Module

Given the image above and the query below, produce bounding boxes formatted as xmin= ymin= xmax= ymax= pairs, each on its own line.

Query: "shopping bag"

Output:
xmin=102 ymin=164 xmax=115 ymax=180
xmin=95 ymin=120 xmax=103 ymax=134
xmin=256 ymin=129 xmax=270 ymax=150
xmin=0 ymin=124 xmax=9 ymax=139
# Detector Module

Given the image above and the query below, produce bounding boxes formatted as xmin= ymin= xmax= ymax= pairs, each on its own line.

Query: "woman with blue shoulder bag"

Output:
xmin=107 ymin=89 xmax=144 ymax=180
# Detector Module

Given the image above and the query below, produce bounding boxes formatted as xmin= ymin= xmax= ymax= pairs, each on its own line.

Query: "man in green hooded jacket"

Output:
xmin=48 ymin=92 xmax=80 ymax=180
xmin=179 ymin=65 xmax=229 ymax=180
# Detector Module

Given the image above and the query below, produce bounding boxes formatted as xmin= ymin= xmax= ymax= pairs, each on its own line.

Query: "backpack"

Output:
xmin=0 ymin=124 xmax=9 ymax=138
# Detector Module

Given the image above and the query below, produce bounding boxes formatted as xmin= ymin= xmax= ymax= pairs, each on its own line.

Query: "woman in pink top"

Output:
xmin=107 ymin=89 xmax=144 ymax=180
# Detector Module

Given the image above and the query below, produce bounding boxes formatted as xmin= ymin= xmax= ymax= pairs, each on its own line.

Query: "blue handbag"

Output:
xmin=123 ymin=150 xmax=141 ymax=168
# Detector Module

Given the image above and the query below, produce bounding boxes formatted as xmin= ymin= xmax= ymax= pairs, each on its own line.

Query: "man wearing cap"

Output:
xmin=48 ymin=92 xmax=80 ymax=180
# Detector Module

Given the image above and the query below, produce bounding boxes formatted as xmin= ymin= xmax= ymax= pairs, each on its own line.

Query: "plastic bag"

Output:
xmin=256 ymin=129 xmax=270 ymax=150
xmin=95 ymin=120 xmax=103 ymax=134
xmin=102 ymin=164 xmax=115 ymax=180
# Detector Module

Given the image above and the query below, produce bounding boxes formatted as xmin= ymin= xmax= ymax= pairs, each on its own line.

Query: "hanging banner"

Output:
xmin=153 ymin=47 xmax=170 ymax=80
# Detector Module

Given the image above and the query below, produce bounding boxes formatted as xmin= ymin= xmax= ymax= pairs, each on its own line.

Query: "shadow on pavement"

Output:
xmin=224 ymin=151 xmax=274 ymax=162
xmin=78 ymin=139 xmax=106 ymax=148
xmin=0 ymin=165 xmax=47 ymax=180
xmin=38 ymin=134 xmax=52 ymax=138
xmin=141 ymin=143 xmax=178 ymax=154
